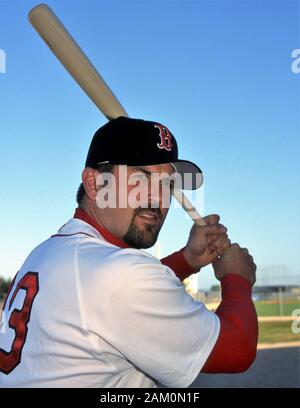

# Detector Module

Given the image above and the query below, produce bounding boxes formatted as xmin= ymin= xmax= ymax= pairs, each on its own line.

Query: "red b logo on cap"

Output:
xmin=155 ymin=124 xmax=173 ymax=152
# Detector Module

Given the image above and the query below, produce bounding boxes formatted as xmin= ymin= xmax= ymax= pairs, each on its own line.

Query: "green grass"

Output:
xmin=255 ymin=301 xmax=300 ymax=317
xmin=258 ymin=321 xmax=300 ymax=344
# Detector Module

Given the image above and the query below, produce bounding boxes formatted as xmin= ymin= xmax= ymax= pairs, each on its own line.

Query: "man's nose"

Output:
xmin=147 ymin=179 xmax=162 ymax=208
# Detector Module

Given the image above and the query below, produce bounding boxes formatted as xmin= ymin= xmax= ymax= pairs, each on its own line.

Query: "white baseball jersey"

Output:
xmin=0 ymin=217 xmax=220 ymax=388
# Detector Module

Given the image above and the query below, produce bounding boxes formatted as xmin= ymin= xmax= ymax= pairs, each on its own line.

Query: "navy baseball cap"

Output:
xmin=85 ymin=116 xmax=203 ymax=190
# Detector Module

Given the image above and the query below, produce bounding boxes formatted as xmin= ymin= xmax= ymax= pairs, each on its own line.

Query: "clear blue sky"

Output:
xmin=0 ymin=0 xmax=299 ymax=289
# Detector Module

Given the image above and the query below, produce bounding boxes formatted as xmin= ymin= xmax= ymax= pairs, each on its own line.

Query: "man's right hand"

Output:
xmin=212 ymin=243 xmax=256 ymax=286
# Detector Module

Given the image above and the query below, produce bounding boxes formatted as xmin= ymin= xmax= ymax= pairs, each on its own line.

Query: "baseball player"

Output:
xmin=0 ymin=117 xmax=257 ymax=387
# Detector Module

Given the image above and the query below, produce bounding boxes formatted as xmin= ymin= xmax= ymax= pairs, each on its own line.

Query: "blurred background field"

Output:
xmin=258 ymin=321 xmax=298 ymax=344
xmin=255 ymin=298 xmax=300 ymax=345
xmin=255 ymin=300 xmax=299 ymax=316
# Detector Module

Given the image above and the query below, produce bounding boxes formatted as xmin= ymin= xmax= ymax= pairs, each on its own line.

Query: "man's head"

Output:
xmin=77 ymin=117 xmax=203 ymax=249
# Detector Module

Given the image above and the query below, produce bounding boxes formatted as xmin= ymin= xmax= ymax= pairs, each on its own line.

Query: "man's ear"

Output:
xmin=82 ymin=168 xmax=98 ymax=201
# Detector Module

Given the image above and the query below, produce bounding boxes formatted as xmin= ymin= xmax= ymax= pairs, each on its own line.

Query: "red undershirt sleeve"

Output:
xmin=202 ymin=273 xmax=258 ymax=373
xmin=160 ymin=248 xmax=199 ymax=281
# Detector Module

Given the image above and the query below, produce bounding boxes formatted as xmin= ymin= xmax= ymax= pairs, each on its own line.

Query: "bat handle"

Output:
xmin=172 ymin=189 xmax=207 ymax=226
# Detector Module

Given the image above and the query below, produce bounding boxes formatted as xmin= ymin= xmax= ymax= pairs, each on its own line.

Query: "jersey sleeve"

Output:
xmin=78 ymin=248 xmax=220 ymax=388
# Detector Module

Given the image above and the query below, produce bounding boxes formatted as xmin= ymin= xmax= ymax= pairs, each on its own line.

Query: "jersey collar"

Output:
xmin=73 ymin=208 xmax=129 ymax=249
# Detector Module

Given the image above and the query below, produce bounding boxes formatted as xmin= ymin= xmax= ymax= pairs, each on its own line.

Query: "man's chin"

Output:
xmin=123 ymin=227 xmax=159 ymax=249
xmin=138 ymin=236 xmax=158 ymax=249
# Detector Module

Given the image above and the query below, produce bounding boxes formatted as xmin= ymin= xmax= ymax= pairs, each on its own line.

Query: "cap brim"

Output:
xmin=172 ymin=160 xmax=203 ymax=190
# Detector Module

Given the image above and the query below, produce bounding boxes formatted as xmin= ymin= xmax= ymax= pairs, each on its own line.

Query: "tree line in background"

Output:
xmin=0 ymin=276 xmax=12 ymax=301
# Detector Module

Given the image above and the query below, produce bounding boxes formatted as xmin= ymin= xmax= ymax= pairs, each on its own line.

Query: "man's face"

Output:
xmin=97 ymin=164 xmax=175 ymax=249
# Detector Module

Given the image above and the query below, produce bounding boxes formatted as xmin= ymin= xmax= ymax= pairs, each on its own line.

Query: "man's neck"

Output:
xmin=74 ymin=207 xmax=129 ymax=249
xmin=79 ymin=205 xmax=105 ymax=227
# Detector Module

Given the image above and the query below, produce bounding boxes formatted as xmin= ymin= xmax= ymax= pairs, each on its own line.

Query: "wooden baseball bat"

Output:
xmin=28 ymin=3 xmax=206 ymax=226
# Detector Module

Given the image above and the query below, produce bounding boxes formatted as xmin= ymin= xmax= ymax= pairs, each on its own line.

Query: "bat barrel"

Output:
xmin=28 ymin=4 xmax=128 ymax=120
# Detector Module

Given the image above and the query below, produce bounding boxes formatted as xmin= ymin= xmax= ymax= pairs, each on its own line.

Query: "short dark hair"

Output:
xmin=76 ymin=183 xmax=86 ymax=206
xmin=76 ymin=163 xmax=114 ymax=207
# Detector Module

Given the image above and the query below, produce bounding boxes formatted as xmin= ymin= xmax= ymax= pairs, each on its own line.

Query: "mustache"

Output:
xmin=133 ymin=206 xmax=163 ymax=220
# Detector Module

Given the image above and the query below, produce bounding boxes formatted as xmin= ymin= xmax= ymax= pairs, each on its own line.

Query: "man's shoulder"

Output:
xmin=77 ymin=242 xmax=162 ymax=275
xmin=55 ymin=217 xmax=104 ymax=241
xmin=77 ymin=239 xmax=178 ymax=290
xmin=58 ymin=218 xmax=178 ymax=285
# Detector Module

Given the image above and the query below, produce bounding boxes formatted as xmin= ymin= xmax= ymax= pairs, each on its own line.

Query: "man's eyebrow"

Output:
xmin=136 ymin=167 xmax=175 ymax=178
